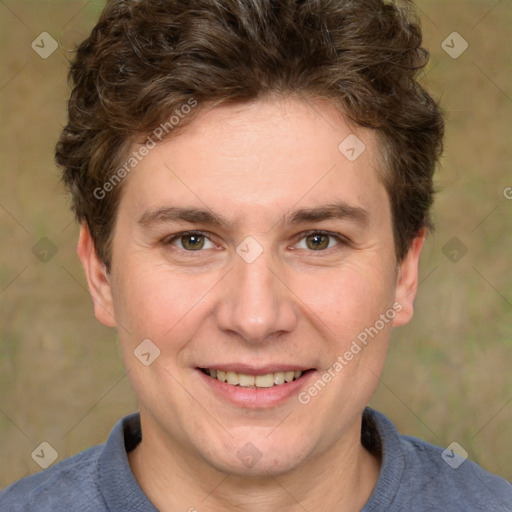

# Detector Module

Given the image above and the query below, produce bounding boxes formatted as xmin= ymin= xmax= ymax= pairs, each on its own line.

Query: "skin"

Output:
xmin=78 ymin=96 xmax=425 ymax=511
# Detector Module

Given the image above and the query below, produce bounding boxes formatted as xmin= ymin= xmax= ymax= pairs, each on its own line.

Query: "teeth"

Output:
xmin=204 ymin=369 xmax=303 ymax=388
xmin=238 ymin=373 xmax=255 ymax=386
xmin=226 ymin=371 xmax=238 ymax=385
xmin=255 ymin=374 xmax=274 ymax=388
xmin=273 ymin=372 xmax=285 ymax=385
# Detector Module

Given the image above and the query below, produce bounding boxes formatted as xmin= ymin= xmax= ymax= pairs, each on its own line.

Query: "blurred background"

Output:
xmin=0 ymin=0 xmax=510 ymax=488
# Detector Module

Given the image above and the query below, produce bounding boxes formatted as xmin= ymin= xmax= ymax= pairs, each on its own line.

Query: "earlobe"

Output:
xmin=77 ymin=223 xmax=117 ymax=328
xmin=392 ymin=229 xmax=427 ymax=327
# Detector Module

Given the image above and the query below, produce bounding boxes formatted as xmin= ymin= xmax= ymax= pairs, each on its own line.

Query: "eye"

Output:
xmin=294 ymin=231 xmax=344 ymax=251
xmin=165 ymin=231 xmax=216 ymax=251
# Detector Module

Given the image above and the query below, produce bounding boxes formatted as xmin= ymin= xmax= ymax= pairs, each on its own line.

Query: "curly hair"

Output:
xmin=56 ymin=0 xmax=444 ymax=271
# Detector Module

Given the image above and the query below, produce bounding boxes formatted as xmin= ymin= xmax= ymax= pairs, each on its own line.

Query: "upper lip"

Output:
xmin=198 ymin=364 xmax=313 ymax=376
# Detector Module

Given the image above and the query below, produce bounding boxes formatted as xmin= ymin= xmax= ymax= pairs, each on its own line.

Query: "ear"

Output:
xmin=392 ymin=228 xmax=427 ymax=327
xmin=77 ymin=223 xmax=117 ymax=328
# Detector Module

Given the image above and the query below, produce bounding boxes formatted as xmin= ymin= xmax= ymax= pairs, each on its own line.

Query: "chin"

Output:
xmin=199 ymin=432 xmax=313 ymax=477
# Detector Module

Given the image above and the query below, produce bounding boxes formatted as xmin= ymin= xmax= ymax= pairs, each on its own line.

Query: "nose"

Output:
xmin=214 ymin=248 xmax=298 ymax=344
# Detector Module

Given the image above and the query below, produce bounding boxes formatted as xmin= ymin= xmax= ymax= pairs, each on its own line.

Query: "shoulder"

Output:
xmin=0 ymin=413 xmax=148 ymax=512
xmin=0 ymin=445 xmax=107 ymax=512
xmin=365 ymin=408 xmax=512 ymax=512
xmin=399 ymin=434 xmax=512 ymax=511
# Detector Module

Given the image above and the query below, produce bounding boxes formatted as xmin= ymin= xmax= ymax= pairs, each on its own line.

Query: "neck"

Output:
xmin=128 ymin=413 xmax=381 ymax=512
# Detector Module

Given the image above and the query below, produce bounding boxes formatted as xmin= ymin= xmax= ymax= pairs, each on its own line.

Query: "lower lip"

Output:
xmin=196 ymin=369 xmax=317 ymax=408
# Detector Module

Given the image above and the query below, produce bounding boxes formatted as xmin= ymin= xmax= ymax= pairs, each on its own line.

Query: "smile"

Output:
xmin=200 ymin=368 xmax=304 ymax=388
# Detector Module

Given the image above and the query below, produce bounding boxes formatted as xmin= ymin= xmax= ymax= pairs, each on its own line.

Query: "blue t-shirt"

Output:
xmin=1 ymin=408 xmax=510 ymax=511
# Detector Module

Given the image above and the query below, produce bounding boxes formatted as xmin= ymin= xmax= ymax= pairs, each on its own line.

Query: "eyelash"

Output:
xmin=293 ymin=229 xmax=350 ymax=251
xmin=163 ymin=229 xmax=349 ymax=253
xmin=163 ymin=230 xmax=216 ymax=253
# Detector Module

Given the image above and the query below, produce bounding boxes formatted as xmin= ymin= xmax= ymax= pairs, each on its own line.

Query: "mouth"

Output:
xmin=196 ymin=365 xmax=317 ymax=408
xmin=198 ymin=368 xmax=312 ymax=388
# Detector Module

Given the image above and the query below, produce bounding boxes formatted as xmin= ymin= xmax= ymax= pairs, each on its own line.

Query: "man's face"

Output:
xmin=82 ymin=97 xmax=421 ymax=476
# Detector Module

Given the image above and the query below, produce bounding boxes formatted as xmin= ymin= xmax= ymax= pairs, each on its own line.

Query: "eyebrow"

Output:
xmin=137 ymin=201 xmax=369 ymax=230
xmin=287 ymin=202 xmax=369 ymax=226
xmin=138 ymin=207 xmax=231 ymax=229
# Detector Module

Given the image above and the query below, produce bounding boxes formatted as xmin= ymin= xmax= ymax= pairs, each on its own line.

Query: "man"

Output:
xmin=1 ymin=0 xmax=510 ymax=510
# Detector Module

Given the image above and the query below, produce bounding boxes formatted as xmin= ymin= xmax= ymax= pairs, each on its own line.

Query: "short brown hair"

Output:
xmin=56 ymin=0 xmax=443 ymax=271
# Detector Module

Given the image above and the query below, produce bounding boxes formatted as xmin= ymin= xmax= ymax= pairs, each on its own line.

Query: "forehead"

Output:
xmin=119 ymin=96 xmax=387 ymax=229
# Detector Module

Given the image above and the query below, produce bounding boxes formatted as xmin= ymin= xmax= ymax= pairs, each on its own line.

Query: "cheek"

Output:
xmin=296 ymin=259 xmax=396 ymax=336
xmin=111 ymin=260 xmax=221 ymax=344
xmin=111 ymin=244 xmax=397 ymax=358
